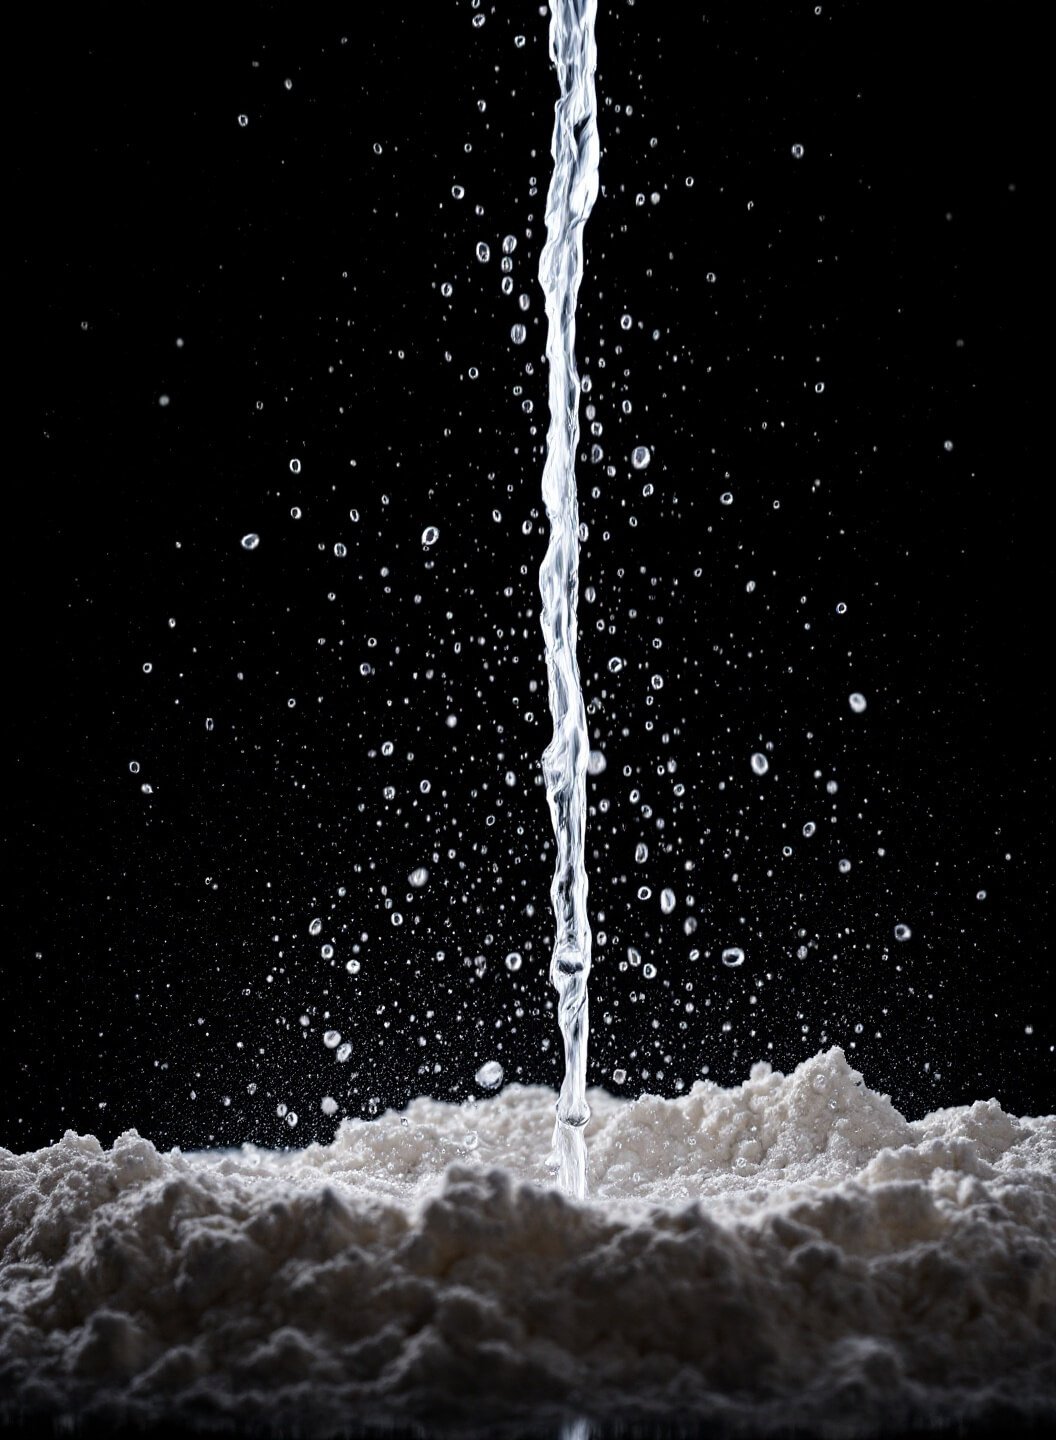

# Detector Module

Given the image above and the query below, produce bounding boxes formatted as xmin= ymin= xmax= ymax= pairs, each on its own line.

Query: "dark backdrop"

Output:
xmin=6 ymin=1 xmax=1050 ymax=1153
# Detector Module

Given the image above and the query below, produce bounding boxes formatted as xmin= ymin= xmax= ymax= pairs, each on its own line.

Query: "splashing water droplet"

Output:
xmin=475 ymin=1060 xmax=504 ymax=1090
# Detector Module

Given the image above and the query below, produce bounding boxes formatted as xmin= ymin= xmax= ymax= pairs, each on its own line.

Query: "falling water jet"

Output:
xmin=537 ymin=0 xmax=600 ymax=1198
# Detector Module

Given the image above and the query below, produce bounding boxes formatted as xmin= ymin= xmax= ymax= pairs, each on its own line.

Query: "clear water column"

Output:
xmin=537 ymin=0 xmax=600 ymax=1199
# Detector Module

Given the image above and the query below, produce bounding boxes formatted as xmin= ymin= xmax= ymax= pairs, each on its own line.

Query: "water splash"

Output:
xmin=538 ymin=0 xmax=600 ymax=1198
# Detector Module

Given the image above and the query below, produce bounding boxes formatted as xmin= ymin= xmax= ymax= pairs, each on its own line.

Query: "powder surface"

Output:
xmin=1 ymin=1048 xmax=1053 ymax=1436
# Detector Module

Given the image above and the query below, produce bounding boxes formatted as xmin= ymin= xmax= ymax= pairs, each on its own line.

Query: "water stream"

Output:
xmin=538 ymin=0 xmax=600 ymax=1199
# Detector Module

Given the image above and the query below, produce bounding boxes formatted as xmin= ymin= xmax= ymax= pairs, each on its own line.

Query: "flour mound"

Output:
xmin=1 ymin=1048 xmax=1053 ymax=1436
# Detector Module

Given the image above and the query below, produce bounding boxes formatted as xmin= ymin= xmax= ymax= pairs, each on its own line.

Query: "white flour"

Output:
xmin=2 ymin=1048 xmax=1053 ymax=1435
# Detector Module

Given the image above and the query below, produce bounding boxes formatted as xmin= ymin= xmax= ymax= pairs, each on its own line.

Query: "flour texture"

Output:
xmin=2 ymin=1048 xmax=1053 ymax=1435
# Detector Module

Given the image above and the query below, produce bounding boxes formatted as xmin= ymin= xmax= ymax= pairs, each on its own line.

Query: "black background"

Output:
xmin=6 ymin=0 xmax=1051 ymax=1155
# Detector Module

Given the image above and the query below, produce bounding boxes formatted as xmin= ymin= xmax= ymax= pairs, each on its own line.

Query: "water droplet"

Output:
xmin=323 ymin=1030 xmax=341 ymax=1049
xmin=608 ymin=656 xmax=624 ymax=672
xmin=612 ymin=1068 xmax=627 ymax=1085
xmin=451 ymin=185 xmax=465 ymax=199
xmin=237 ymin=114 xmax=249 ymax=128
xmin=409 ymin=866 xmax=429 ymax=888
xmin=721 ymin=947 xmax=745 ymax=967
xmin=476 ymin=241 xmax=490 ymax=262
xmin=751 ymin=752 xmax=769 ymax=775
xmin=309 ymin=918 xmax=322 ymax=936
xmin=502 ymin=234 xmax=517 ymax=254
xmin=838 ymin=858 xmax=852 ymax=874
xmin=241 ymin=533 xmax=260 ymax=551
xmin=421 ymin=526 xmax=440 ymax=547
xmin=505 ymin=951 xmax=522 ymax=972
xmin=802 ymin=821 xmax=816 ymax=837
xmin=791 ymin=143 xmax=805 ymax=158
xmin=635 ymin=842 xmax=649 ymax=863
xmin=849 ymin=692 xmax=867 ymax=713
xmin=511 ymin=323 xmax=526 ymax=344
xmin=720 ymin=491 xmax=734 ymax=505
xmin=475 ymin=1060 xmax=503 ymax=1090
xmin=631 ymin=445 xmax=651 ymax=469
xmin=894 ymin=923 xmax=912 ymax=942
xmin=660 ymin=888 xmax=676 ymax=914
xmin=336 ymin=1042 xmax=353 ymax=1061
xmin=289 ymin=458 xmax=301 ymax=474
